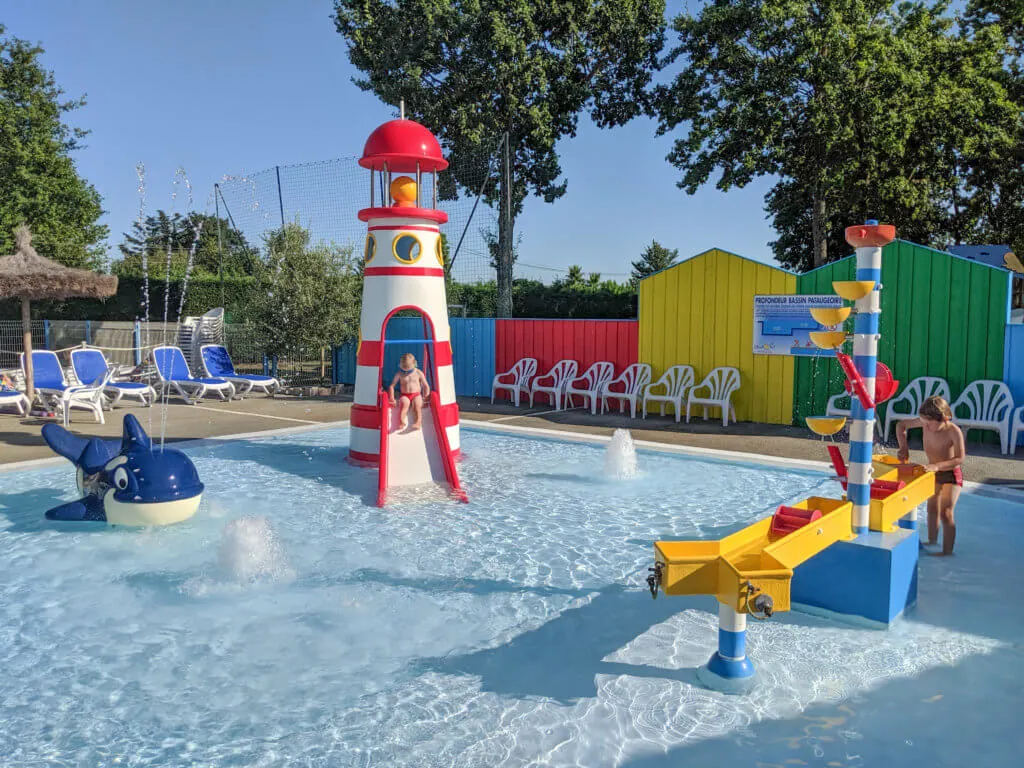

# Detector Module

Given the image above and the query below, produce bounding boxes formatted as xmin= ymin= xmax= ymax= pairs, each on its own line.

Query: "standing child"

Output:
xmin=388 ymin=353 xmax=431 ymax=430
xmin=896 ymin=395 xmax=966 ymax=555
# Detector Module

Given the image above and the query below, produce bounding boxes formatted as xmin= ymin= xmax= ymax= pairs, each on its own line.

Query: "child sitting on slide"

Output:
xmin=388 ymin=353 xmax=430 ymax=430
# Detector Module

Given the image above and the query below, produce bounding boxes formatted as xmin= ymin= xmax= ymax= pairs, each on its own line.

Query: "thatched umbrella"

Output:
xmin=0 ymin=225 xmax=117 ymax=404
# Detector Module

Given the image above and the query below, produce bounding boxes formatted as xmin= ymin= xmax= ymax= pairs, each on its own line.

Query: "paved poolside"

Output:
xmin=1 ymin=394 xmax=1021 ymax=487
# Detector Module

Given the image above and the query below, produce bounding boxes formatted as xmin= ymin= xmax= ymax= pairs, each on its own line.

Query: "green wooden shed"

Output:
xmin=794 ymin=240 xmax=1012 ymax=441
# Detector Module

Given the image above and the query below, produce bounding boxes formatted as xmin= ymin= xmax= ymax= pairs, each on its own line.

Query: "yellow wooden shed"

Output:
xmin=638 ymin=248 xmax=797 ymax=424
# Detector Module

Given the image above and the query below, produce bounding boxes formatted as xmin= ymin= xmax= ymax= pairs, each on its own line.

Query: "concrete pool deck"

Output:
xmin=1 ymin=394 xmax=1021 ymax=487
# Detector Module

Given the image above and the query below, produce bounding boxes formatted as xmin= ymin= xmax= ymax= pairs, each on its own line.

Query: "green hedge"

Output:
xmin=1 ymin=277 xmax=261 ymax=321
xmin=2 ymin=277 xmax=637 ymax=321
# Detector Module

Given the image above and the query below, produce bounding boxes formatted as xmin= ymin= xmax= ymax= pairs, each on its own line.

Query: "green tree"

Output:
xmin=237 ymin=223 xmax=361 ymax=359
xmin=333 ymin=0 xmax=666 ymax=316
xmin=630 ymin=240 xmax=678 ymax=285
xmin=0 ymin=26 xmax=107 ymax=267
xmin=557 ymin=264 xmax=586 ymax=290
xmin=961 ymin=1 xmax=1024 ymax=257
xmin=115 ymin=211 xmax=255 ymax=278
xmin=652 ymin=1 xmax=1020 ymax=271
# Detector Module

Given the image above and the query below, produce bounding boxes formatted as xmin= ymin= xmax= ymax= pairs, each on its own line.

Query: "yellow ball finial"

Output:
xmin=390 ymin=175 xmax=417 ymax=207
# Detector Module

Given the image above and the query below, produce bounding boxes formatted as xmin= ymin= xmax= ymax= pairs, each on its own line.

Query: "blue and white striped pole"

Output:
xmin=697 ymin=602 xmax=755 ymax=693
xmin=844 ymin=220 xmax=894 ymax=533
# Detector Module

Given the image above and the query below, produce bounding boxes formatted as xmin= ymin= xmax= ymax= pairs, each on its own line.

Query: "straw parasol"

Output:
xmin=0 ymin=225 xmax=117 ymax=404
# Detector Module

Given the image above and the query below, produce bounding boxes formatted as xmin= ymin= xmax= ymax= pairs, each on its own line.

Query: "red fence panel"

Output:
xmin=495 ymin=319 xmax=638 ymax=382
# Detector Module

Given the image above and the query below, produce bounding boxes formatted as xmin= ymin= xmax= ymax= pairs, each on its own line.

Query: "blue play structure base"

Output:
xmin=791 ymin=526 xmax=919 ymax=625
xmin=697 ymin=652 xmax=756 ymax=694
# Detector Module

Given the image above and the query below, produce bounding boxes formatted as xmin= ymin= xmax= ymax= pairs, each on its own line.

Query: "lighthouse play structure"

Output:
xmin=347 ymin=118 xmax=468 ymax=507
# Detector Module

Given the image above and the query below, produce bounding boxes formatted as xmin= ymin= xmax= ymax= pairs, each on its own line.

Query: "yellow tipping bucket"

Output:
xmin=809 ymin=306 xmax=851 ymax=327
xmin=832 ymin=280 xmax=876 ymax=301
xmin=808 ymin=331 xmax=847 ymax=350
xmin=806 ymin=416 xmax=847 ymax=436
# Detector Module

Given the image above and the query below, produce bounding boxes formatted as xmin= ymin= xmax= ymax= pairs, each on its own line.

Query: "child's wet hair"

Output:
xmin=400 ymin=353 xmax=416 ymax=367
xmin=919 ymin=395 xmax=952 ymax=422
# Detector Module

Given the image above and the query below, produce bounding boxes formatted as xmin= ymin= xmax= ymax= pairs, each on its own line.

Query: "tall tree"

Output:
xmin=333 ymin=0 xmax=666 ymax=316
xmin=238 ymin=223 xmax=361 ymax=359
xmin=652 ymin=1 xmax=1019 ymax=271
xmin=630 ymin=239 xmax=678 ymax=285
xmin=116 ymin=211 xmax=255 ymax=278
xmin=0 ymin=26 xmax=107 ymax=268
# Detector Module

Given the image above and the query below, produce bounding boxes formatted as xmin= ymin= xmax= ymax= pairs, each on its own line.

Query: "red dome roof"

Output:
xmin=359 ymin=119 xmax=448 ymax=173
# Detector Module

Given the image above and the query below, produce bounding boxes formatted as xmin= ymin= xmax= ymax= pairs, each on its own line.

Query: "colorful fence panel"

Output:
xmin=494 ymin=319 xmax=638 ymax=394
xmin=638 ymin=249 xmax=797 ymax=424
xmin=794 ymin=241 xmax=1011 ymax=439
xmin=1005 ymin=324 xmax=1024 ymax=448
xmin=333 ymin=318 xmax=495 ymax=397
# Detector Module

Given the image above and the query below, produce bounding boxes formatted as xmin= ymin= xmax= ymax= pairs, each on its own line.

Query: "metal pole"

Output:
xmin=215 ymin=183 xmax=225 ymax=307
xmin=275 ymin=165 xmax=285 ymax=228
xmin=449 ymin=133 xmax=504 ymax=272
xmin=696 ymin=602 xmax=755 ymax=693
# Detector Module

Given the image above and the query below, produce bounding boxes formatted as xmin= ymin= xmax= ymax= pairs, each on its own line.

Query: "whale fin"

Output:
xmin=121 ymin=414 xmax=151 ymax=452
xmin=45 ymin=496 xmax=107 ymax=522
xmin=41 ymin=424 xmax=119 ymax=474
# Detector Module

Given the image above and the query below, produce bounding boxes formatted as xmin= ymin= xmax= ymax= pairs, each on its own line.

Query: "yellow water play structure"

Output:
xmin=652 ymin=497 xmax=853 ymax=615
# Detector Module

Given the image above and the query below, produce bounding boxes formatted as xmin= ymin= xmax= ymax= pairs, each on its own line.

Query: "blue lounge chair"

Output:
xmin=200 ymin=344 xmax=280 ymax=396
xmin=0 ymin=386 xmax=29 ymax=416
xmin=152 ymin=346 xmax=234 ymax=404
xmin=71 ymin=347 xmax=156 ymax=407
xmin=20 ymin=350 xmax=110 ymax=426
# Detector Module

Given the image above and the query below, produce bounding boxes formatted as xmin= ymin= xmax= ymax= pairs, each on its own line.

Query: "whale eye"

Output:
xmin=113 ymin=467 xmax=129 ymax=491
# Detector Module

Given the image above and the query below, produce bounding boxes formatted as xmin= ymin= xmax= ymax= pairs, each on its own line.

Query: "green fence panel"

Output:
xmin=793 ymin=241 xmax=1009 ymax=442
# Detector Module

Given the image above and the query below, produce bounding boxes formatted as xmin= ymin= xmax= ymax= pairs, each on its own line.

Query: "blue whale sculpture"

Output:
xmin=41 ymin=414 xmax=204 ymax=526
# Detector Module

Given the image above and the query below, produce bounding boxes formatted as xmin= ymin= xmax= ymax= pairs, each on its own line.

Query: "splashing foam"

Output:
xmin=605 ymin=429 xmax=639 ymax=480
xmin=218 ymin=516 xmax=293 ymax=583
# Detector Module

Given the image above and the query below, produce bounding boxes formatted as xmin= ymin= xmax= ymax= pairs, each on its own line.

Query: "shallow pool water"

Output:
xmin=0 ymin=426 xmax=1020 ymax=767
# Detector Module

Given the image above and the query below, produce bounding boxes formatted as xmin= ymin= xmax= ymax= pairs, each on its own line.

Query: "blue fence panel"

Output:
xmin=450 ymin=318 xmax=495 ymax=397
xmin=1005 ymin=324 xmax=1024 ymax=447
xmin=334 ymin=343 xmax=357 ymax=385
xmin=334 ymin=317 xmax=497 ymax=396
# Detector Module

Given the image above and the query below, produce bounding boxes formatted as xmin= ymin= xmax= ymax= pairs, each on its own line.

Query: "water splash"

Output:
xmin=217 ymin=516 xmax=293 ymax=583
xmin=135 ymin=162 xmax=154 ymax=443
xmin=604 ymin=429 xmax=639 ymax=479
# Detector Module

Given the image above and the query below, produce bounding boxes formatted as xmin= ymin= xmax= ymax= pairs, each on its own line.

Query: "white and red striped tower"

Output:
xmin=348 ymin=119 xmax=461 ymax=464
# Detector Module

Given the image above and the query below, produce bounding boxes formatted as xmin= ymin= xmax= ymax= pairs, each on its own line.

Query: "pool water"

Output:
xmin=0 ymin=426 xmax=1020 ymax=767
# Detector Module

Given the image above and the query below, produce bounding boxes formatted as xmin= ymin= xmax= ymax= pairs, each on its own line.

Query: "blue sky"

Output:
xmin=7 ymin=0 xmax=781 ymax=282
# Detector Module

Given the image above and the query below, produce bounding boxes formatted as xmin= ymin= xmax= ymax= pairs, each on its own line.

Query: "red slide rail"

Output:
xmin=376 ymin=390 xmax=389 ymax=507
xmin=431 ymin=395 xmax=468 ymax=503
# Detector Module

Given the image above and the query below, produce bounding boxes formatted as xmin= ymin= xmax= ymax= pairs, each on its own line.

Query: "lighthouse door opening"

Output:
xmin=377 ymin=309 xmax=449 ymax=493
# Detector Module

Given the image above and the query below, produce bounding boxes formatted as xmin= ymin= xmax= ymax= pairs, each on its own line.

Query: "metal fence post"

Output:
xmin=44 ymin=319 xmax=51 ymax=350
xmin=263 ymin=354 xmax=269 ymax=376
xmin=272 ymin=356 xmax=278 ymax=378
xmin=133 ymin=321 xmax=142 ymax=365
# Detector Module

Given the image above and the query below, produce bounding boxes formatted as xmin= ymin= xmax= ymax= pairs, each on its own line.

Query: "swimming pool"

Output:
xmin=0 ymin=425 xmax=1019 ymax=767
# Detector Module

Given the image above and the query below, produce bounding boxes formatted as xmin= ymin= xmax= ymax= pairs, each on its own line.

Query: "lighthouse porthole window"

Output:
xmin=364 ymin=233 xmax=377 ymax=264
xmin=392 ymin=233 xmax=423 ymax=264
xmin=435 ymin=236 xmax=444 ymax=266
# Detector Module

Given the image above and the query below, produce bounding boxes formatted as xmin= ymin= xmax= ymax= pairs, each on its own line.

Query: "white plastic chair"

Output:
xmin=529 ymin=360 xmax=578 ymax=410
xmin=601 ymin=363 xmax=652 ymax=418
xmin=824 ymin=391 xmax=885 ymax=435
xmin=882 ymin=376 xmax=951 ymax=441
xmin=951 ymin=379 xmax=1015 ymax=454
xmin=491 ymin=357 xmax=537 ymax=407
xmin=0 ymin=389 xmax=30 ymax=416
xmin=564 ymin=362 xmax=615 ymax=415
xmin=686 ymin=366 xmax=741 ymax=426
xmin=642 ymin=365 xmax=695 ymax=422
xmin=21 ymin=350 xmax=110 ymax=427
xmin=1011 ymin=405 xmax=1024 ymax=455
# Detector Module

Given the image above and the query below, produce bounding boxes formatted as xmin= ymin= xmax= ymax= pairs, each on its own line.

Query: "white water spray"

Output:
xmin=217 ymin=516 xmax=292 ymax=583
xmin=604 ymin=428 xmax=639 ymax=479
